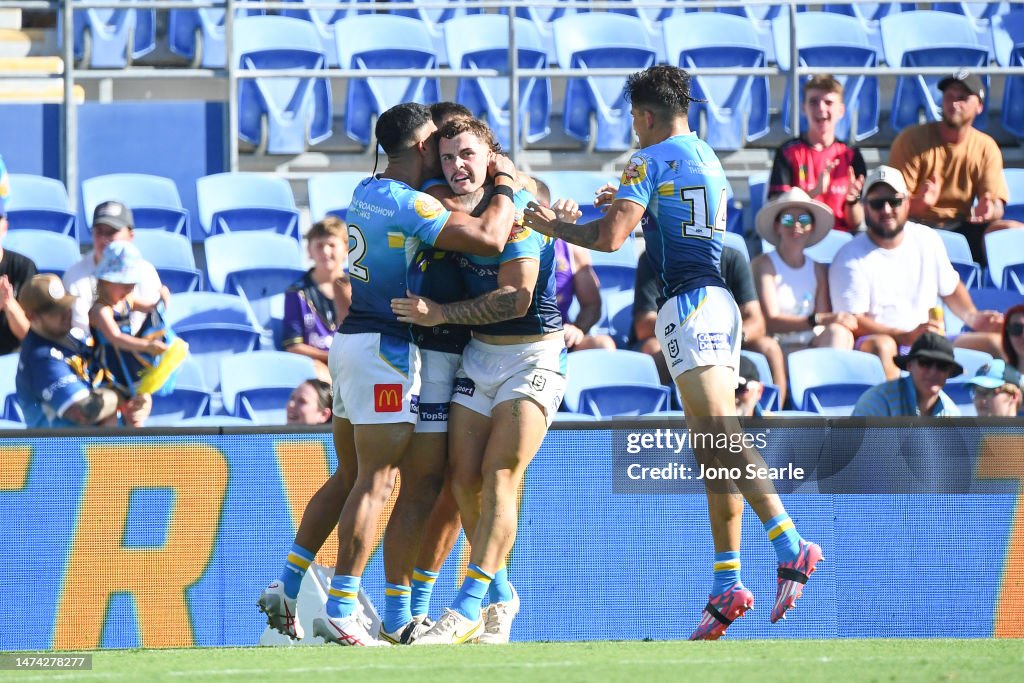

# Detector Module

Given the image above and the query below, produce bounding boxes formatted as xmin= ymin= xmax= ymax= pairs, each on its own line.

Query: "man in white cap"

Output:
xmin=829 ymin=165 xmax=1004 ymax=379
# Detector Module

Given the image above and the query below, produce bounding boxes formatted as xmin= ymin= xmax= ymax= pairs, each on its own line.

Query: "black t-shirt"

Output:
xmin=0 ymin=249 xmax=38 ymax=355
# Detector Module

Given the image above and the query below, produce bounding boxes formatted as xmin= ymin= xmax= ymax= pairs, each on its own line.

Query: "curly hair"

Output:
xmin=437 ymin=116 xmax=502 ymax=154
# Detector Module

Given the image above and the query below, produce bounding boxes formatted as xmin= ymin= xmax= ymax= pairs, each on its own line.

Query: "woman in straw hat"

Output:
xmin=751 ymin=188 xmax=857 ymax=354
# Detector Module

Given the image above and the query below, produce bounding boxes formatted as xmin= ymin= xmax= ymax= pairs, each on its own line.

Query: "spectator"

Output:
xmin=830 ymin=166 xmax=1003 ymax=379
xmin=285 ymin=379 xmax=332 ymax=425
xmin=735 ymin=355 xmax=766 ymax=417
xmin=15 ymin=274 xmax=150 ymax=427
xmin=769 ymin=74 xmax=866 ymax=232
xmin=752 ymin=188 xmax=856 ymax=354
xmin=888 ymin=70 xmax=1024 ymax=267
xmin=852 ymin=332 xmax=962 ymax=416
xmin=0 ymin=196 xmax=37 ymax=354
xmin=966 ymin=360 xmax=1023 ymax=417
xmin=282 ymin=216 xmax=350 ymax=381
xmin=64 ymin=201 xmax=162 ymax=340
xmin=532 ymin=178 xmax=616 ymax=352
xmin=1003 ymin=304 xmax=1024 ymax=373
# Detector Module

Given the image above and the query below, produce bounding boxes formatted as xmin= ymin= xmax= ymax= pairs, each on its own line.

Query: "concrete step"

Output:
xmin=0 ymin=9 xmax=21 ymax=31
xmin=0 ymin=78 xmax=83 ymax=103
xmin=0 ymin=56 xmax=63 ymax=75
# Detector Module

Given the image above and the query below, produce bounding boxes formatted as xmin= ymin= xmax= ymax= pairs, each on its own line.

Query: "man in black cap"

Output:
xmin=852 ymin=332 xmax=963 ymax=416
xmin=735 ymin=355 xmax=766 ymax=417
xmin=888 ymin=69 xmax=1024 ymax=267
xmin=63 ymin=200 xmax=162 ymax=339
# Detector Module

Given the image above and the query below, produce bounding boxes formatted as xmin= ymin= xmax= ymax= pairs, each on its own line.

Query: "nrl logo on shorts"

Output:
xmin=621 ymin=156 xmax=647 ymax=186
xmin=668 ymin=339 xmax=680 ymax=358
xmin=529 ymin=373 xmax=547 ymax=391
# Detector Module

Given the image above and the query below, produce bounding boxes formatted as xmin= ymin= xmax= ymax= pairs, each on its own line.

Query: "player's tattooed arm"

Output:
xmin=391 ymin=286 xmax=522 ymax=327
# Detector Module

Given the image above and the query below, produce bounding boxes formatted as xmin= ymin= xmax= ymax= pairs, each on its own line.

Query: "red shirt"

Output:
xmin=769 ymin=137 xmax=867 ymax=232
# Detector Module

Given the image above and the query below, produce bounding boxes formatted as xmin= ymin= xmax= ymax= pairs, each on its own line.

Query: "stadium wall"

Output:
xmin=1 ymin=422 xmax=1023 ymax=651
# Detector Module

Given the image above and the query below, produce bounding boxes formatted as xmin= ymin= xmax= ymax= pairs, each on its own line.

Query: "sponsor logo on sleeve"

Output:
xmin=414 ymin=196 xmax=445 ymax=219
xmin=696 ymin=332 xmax=732 ymax=351
xmin=621 ymin=155 xmax=647 ymax=186
xmin=507 ymin=224 xmax=531 ymax=243
xmin=374 ymin=383 xmax=403 ymax=412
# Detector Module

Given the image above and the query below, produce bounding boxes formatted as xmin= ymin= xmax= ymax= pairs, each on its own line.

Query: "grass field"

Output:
xmin=5 ymin=640 xmax=1024 ymax=682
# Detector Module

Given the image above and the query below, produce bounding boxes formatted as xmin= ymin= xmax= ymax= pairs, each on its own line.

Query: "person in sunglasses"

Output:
xmin=1002 ymin=304 xmax=1024 ymax=379
xmin=752 ymin=188 xmax=858 ymax=358
xmin=829 ymin=166 xmax=1004 ymax=379
xmin=966 ymin=360 xmax=1023 ymax=417
xmin=852 ymin=332 xmax=962 ymax=416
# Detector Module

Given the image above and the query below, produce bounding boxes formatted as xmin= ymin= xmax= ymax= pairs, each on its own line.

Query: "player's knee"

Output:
xmin=451 ymin=468 xmax=482 ymax=504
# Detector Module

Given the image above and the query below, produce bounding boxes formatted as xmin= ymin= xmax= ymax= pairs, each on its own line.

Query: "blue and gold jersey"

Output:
xmin=341 ymin=176 xmax=452 ymax=339
xmin=615 ymin=133 xmax=729 ymax=299
xmin=454 ymin=190 xmax=562 ymax=337
xmin=408 ymin=248 xmax=471 ymax=354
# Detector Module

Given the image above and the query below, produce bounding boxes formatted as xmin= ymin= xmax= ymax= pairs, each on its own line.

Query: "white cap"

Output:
xmin=862 ymin=165 xmax=909 ymax=198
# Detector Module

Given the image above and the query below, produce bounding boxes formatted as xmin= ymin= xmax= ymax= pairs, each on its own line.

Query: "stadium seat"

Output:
xmin=788 ymin=348 xmax=887 ymax=414
xmin=985 ymin=230 xmax=1024 ymax=293
xmin=204 ymin=232 xmax=306 ymax=337
xmin=772 ymin=12 xmax=881 ymax=142
xmin=600 ymin=287 xmax=635 ymax=348
xmin=723 ymin=232 xmax=750 ymax=262
xmin=823 ymin=3 xmax=913 ymax=58
xmin=742 ymin=349 xmax=781 ymax=412
xmin=936 ymin=229 xmax=983 ymax=290
xmin=5 ymin=174 xmax=77 ymax=240
xmin=0 ymin=353 xmax=23 ymax=423
xmin=168 ymin=3 xmax=263 ymax=68
xmin=82 ymin=173 xmax=190 ymax=240
xmin=934 ymin=2 xmax=1006 ymax=59
xmin=164 ymin=292 xmax=261 ymax=390
xmin=609 ymin=0 xmax=690 ymax=64
xmin=220 ymin=351 xmax=317 ymax=424
xmin=195 ymin=172 xmax=300 ymax=241
xmin=2 ymin=230 xmax=79 ymax=279
xmin=178 ymin=415 xmax=257 ymax=427
xmin=0 ymin=419 xmax=25 ymax=430
xmin=578 ymin=383 xmax=671 ymax=418
xmin=390 ymin=0 xmax=483 ymax=66
xmin=553 ymin=13 xmax=657 ymax=152
xmin=132 ymin=231 xmax=203 ymax=293
xmin=746 ymin=172 xmax=770 ymax=238
xmin=307 ymin=172 xmax=369 ymax=222
xmin=968 ymin=287 xmax=1024 ymax=316
xmin=581 ymin=230 xmax=638 ymax=294
xmin=235 ymin=16 xmax=332 ymax=156
xmin=880 ymin=11 xmax=989 ymax=132
xmin=562 ymin=349 xmax=662 ymax=413
xmin=951 ymin=347 xmax=995 ymax=382
xmin=717 ymin=5 xmax=784 ymax=64
xmin=992 ymin=9 xmax=1024 ymax=67
xmin=147 ymin=357 xmax=213 ymax=426
xmin=280 ymin=0 xmax=370 ymax=66
xmin=444 ymin=15 xmax=551 ymax=149
xmin=335 ymin=15 xmax=440 ymax=147
xmin=1003 ymin=168 xmax=1024 ymax=223
xmin=533 ymin=170 xmax=618 ymax=225
xmin=65 ymin=1 xmax=156 ymax=69
xmin=664 ymin=13 xmax=771 ymax=151
xmin=803 ymin=229 xmax=854 ymax=265
xmin=551 ymin=412 xmax=599 ymax=422
xmin=497 ymin=1 xmax=584 ymax=65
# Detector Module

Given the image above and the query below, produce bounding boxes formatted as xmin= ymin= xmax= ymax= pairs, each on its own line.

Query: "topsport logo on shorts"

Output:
xmin=697 ymin=332 xmax=731 ymax=351
xmin=454 ymin=377 xmax=475 ymax=397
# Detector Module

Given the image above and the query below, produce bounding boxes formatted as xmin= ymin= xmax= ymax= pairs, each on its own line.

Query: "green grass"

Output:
xmin=5 ymin=640 xmax=1024 ymax=682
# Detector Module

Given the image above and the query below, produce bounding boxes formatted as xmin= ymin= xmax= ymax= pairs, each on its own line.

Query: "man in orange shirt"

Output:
xmin=888 ymin=70 xmax=1024 ymax=268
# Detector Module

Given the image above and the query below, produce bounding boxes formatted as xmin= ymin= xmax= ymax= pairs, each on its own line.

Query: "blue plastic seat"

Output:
xmin=563 ymin=349 xmax=662 ymax=413
xmin=196 ymin=172 xmax=300 ymax=241
xmin=788 ymin=348 xmax=887 ymax=414
xmin=147 ymin=357 xmax=213 ymax=426
xmin=880 ymin=11 xmax=989 ymax=132
xmin=444 ymin=15 xmax=551 ymax=149
xmin=178 ymin=415 xmax=256 ymax=427
xmin=0 ymin=419 xmax=25 ymax=430
xmin=132 ymin=231 xmax=203 ymax=294
xmin=165 ymin=292 xmax=261 ymax=390
xmin=741 ymin=349 xmax=781 ymax=412
xmin=723 ymin=231 xmax=750 ymax=262
xmin=985 ymin=230 xmax=1024 ymax=293
xmin=746 ymin=172 xmax=770 ymax=237
xmin=1000 ymin=46 xmax=1024 ymax=139
xmin=823 ymin=3 xmax=914 ymax=57
xmin=1003 ymin=168 xmax=1024 ymax=223
xmin=204 ymin=232 xmax=306 ymax=336
xmin=66 ymin=2 xmax=156 ymax=69
xmin=609 ymin=0 xmax=690 ymax=64
xmin=951 ymin=347 xmax=995 ymax=381
xmin=335 ymin=15 xmax=441 ymax=147
xmin=235 ymin=16 xmax=332 ymax=156
xmin=992 ymin=9 xmax=1024 ymax=67
xmin=497 ymin=1 xmax=585 ymax=65
xmin=595 ymin=287 xmax=635 ymax=348
xmin=307 ymin=172 xmax=370 ymax=222
xmin=553 ymin=13 xmax=657 ymax=152
xmin=935 ymin=229 xmax=983 ymax=289
xmin=578 ymin=383 xmax=671 ymax=418
xmin=281 ymin=0 xmax=370 ymax=66
xmin=390 ymin=0 xmax=483 ymax=66
xmin=968 ymin=287 xmax=1024 ymax=314
xmin=533 ymin=170 xmax=618 ymax=225
xmin=772 ymin=12 xmax=881 ymax=142
xmin=2 ymin=231 xmax=80 ymax=279
xmin=220 ymin=351 xmax=317 ymax=424
xmin=803 ymin=229 xmax=853 ymax=265
xmin=935 ymin=2 xmax=1007 ymax=59
xmin=551 ymin=411 xmax=599 ymax=422
xmin=168 ymin=3 xmax=262 ymax=68
xmin=5 ymin=174 xmax=77 ymax=240
xmin=82 ymin=173 xmax=190 ymax=239
xmin=0 ymin=353 xmax=23 ymax=423
xmin=664 ymin=13 xmax=771 ymax=151
xmin=717 ymin=5 xmax=785 ymax=64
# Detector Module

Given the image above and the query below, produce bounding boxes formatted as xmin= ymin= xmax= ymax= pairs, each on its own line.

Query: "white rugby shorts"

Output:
xmin=655 ymin=285 xmax=741 ymax=382
xmin=330 ymin=332 xmax=421 ymax=425
xmin=414 ymin=349 xmax=461 ymax=434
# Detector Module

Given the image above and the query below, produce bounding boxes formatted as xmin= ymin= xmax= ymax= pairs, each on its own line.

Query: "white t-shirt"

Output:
xmin=63 ymin=250 xmax=163 ymax=339
xmin=828 ymin=221 xmax=959 ymax=331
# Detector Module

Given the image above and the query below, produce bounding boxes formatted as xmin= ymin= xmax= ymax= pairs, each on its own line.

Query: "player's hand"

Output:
xmin=522 ymin=201 xmax=559 ymax=234
xmin=920 ymin=173 xmax=942 ymax=208
xmin=965 ymin=309 xmax=1004 ymax=332
xmin=594 ymin=182 xmax=618 ymax=211
xmin=488 ymin=153 xmax=517 ymax=182
xmin=147 ymin=339 xmax=168 ymax=355
xmin=563 ymin=323 xmax=585 ymax=349
xmin=845 ymin=166 xmax=865 ymax=205
xmin=970 ymin=192 xmax=997 ymax=223
xmin=811 ymin=158 xmax=840 ymax=198
xmin=391 ymin=290 xmax=445 ymax=327
xmin=0 ymin=275 xmax=12 ymax=312
xmin=551 ymin=198 xmax=583 ymax=224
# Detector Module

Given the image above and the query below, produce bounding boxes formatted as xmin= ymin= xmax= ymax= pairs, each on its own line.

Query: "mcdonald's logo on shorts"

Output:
xmin=374 ymin=384 xmax=403 ymax=412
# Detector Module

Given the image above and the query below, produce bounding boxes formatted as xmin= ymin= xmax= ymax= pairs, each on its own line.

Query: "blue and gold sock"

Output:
xmin=279 ymin=543 xmax=315 ymax=600
xmin=411 ymin=567 xmax=439 ymax=617
xmin=325 ymin=574 xmax=360 ymax=619
xmin=764 ymin=512 xmax=802 ymax=563
xmin=711 ymin=551 xmax=741 ymax=595
xmin=383 ymin=583 xmax=412 ymax=634
xmin=451 ymin=564 xmax=492 ymax=621
xmin=489 ymin=565 xmax=514 ymax=603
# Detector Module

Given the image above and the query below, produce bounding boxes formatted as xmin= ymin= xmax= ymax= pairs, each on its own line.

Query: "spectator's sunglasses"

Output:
xmin=1007 ymin=322 xmax=1024 ymax=337
xmin=914 ymin=358 xmax=955 ymax=373
xmin=866 ymin=197 xmax=904 ymax=210
xmin=778 ymin=213 xmax=813 ymax=228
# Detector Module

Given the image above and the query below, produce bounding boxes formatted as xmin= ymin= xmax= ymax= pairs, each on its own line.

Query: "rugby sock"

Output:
xmin=325 ymin=574 xmax=360 ymax=619
xmin=711 ymin=551 xmax=742 ymax=595
xmin=279 ymin=543 xmax=315 ymax=600
xmin=383 ymin=583 xmax=412 ymax=634
xmin=489 ymin=565 xmax=515 ymax=604
xmin=411 ymin=567 xmax=439 ymax=617
xmin=764 ymin=512 xmax=802 ymax=563
xmin=451 ymin=564 xmax=492 ymax=621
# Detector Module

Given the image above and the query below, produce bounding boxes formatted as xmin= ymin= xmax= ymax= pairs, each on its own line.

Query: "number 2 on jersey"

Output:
xmin=679 ymin=186 xmax=727 ymax=239
xmin=348 ymin=224 xmax=369 ymax=281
